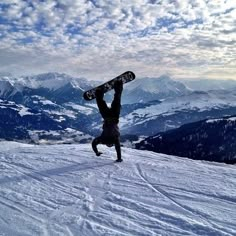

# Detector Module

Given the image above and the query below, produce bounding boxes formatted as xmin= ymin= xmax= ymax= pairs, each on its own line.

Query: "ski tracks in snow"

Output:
xmin=0 ymin=143 xmax=236 ymax=236
xmin=135 ymin=162 xmax=232 ymax=236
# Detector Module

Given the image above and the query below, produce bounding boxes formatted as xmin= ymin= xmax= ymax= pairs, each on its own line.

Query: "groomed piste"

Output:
xmin=0 ymin=142 xmax=235 ymax=236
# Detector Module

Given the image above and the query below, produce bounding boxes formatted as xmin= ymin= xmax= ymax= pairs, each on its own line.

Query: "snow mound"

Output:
xmin=0 ymin=142 xmax=235 ymax=235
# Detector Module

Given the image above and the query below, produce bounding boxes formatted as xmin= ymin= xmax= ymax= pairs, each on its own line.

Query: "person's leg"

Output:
xmin=111 ymin=80 xmax=123 ymax=118
xmin=96 ymin=88 xmax=110 ymax=119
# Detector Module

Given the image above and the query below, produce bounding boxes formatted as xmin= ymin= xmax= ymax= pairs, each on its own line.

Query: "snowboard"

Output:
xmin=83 ymin=71 xmax=135 ymax=101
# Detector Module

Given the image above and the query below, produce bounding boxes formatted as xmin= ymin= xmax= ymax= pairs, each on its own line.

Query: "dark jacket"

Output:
xmin=101 ymin=119 xmax=120 ymax=138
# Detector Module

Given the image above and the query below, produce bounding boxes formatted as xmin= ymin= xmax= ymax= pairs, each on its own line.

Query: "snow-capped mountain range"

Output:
xmin=0 ymin=73 xmax=191 ymax=105
xmin=0 ymin=142 xmax=235 ymax=235
xmin=120 ymin=89 xmax=236 ymax=136
xmin=1 ymin=72 xmax=90 ymax=91
xmin=0 ymin=73 xmax=100 ymax=143
xmin=1 ymin=72 xmax=236 ymax=152
xmin=122 ymin=75 xmax=191 ymax=104
xmin=0 ymin=72 xmax=93 ymax=104
xmin=182 ymin=78 xmax=236 ymax=91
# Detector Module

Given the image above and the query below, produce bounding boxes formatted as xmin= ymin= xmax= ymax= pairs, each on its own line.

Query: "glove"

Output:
xmin=96 ymin=151 xmax=103 ymax=156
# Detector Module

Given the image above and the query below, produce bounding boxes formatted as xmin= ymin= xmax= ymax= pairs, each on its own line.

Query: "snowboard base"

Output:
xmin=83 ymin=71 xmax=135 ymax=101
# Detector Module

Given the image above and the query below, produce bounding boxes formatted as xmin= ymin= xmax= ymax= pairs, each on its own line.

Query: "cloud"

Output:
xmin=0 ymin=0 xmax=235 ymax=80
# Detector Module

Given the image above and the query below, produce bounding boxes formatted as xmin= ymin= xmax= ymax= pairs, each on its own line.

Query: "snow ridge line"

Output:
xmin=135 ymin=163 xmax=231 ymax=236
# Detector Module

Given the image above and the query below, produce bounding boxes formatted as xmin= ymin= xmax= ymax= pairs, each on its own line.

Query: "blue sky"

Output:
xmin=0 ymin=0 xmax=235 ymax=81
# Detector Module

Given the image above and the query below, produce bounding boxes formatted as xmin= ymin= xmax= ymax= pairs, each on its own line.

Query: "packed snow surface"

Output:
xmin=0 ymin=142 xmax=235 ymax=236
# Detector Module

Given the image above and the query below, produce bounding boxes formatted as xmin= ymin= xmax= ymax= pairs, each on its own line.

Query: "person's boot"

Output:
xmin=95 ymin=87 xmax=104 ymax=100
xmin=114 ymin=80 xmax=123 ymax=94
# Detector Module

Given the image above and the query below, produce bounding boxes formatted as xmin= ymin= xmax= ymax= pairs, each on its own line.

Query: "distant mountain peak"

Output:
xmin=29 ymin=72 xmax=72 ymax=80
xmin=158 ymin=74 xmax=172 ymax=81
xmin=123 ymin=74 xmax=191 ymax=103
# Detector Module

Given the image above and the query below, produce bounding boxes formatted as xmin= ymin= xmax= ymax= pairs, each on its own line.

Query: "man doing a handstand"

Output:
xmin=92 ymin=80 xmax=123 ymax=162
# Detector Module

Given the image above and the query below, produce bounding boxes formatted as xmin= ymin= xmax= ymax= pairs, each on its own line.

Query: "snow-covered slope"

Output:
xmin=120 ymin=90 xmax=236 ymax=135
xmin=0 ymin=142 xmax=235 ymax=235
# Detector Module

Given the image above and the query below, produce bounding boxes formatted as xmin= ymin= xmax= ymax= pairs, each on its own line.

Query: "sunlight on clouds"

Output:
xmin=0 ymin=0 xmax=235 ymax=80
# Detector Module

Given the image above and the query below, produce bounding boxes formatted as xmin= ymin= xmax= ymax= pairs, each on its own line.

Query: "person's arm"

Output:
xmin=92 ymin=137 xmax=102 ymax=156
xmin=114 ymin=138 xmax=122 ymax=160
